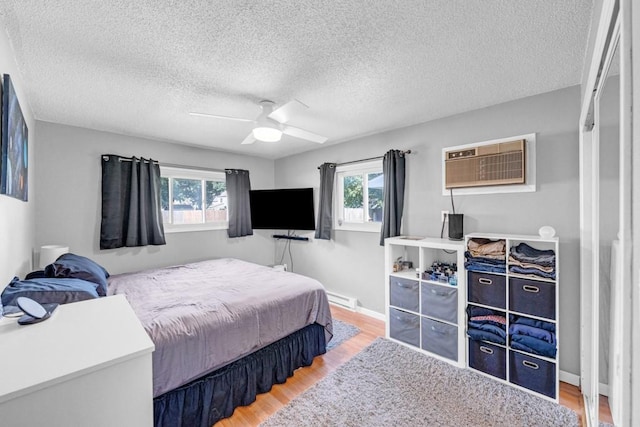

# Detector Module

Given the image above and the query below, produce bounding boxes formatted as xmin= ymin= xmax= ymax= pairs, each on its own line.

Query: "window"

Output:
xmin=334 ymin=160 xmax=383 ymax=232
xmin=160 ymin=166 xmax=228 ymax=232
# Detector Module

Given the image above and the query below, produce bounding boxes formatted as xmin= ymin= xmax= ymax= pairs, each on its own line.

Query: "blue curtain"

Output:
xmin=226 ymin=169 xmax=253 ymax=238
xmin=100 ymin=155 xmax=166 ymax=249
xmin=315 ymin=163 xmax=336 ymax=240
xmin=379 ymin=150 xmax=406 ymax=245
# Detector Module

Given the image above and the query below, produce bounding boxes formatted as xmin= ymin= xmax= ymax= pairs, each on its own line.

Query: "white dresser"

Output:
xmin=0 ymin=295 xmax=155 ymax=426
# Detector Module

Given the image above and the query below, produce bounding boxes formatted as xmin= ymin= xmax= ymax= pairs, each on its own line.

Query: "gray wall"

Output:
xmin=34 ymin=121 xmax=276 ymax=275
xmin=275 ymin=85 xmax=582 ymax=375
xmin=0 ymin=26 xmax=36 ymax=288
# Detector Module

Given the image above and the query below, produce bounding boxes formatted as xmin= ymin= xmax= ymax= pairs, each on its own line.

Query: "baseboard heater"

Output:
xmin=326 ymin=291 xmax=357 ymax=311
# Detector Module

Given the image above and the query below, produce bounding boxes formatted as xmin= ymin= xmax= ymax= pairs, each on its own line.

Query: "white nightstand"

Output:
xmin=0 ymin=295 xmax=155 ymax=427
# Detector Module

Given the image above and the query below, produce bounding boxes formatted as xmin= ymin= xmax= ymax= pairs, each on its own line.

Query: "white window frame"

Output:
xmin=334 ymin=160 xmax=383 ymax=233
xmin=160 ymin=166 xmax=228 ymax=233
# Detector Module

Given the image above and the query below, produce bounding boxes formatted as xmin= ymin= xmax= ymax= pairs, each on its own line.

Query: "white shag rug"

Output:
xmin=326 ymin=319 xmax=360 ymax=351
xmin=261 ymin=338 xmax=578 ymax=427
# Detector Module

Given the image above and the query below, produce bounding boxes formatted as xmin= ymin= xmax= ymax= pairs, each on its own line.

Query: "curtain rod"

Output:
xmin=160 ymin=162 xmax=225 ymax=173
xmin=317 ymin=149 xmax=412 ymax=169
xmin=102 ymin=156 xmax=225 ymax=173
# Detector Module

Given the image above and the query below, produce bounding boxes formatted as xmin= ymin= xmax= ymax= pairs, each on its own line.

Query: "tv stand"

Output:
xmin=272 ymin=234 xmax=309 ymax=241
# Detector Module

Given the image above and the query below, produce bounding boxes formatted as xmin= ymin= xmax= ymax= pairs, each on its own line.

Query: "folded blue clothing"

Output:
xmin=511 ymin=334 xmax=556 ymax=358
xmin=509 ymin=323 xmax=556 ymax=345
xmin=509 ymin=265 xmax=556 ymax=280
xmin=467 ymin=327 xmax=506 ymax=345
xmin=510 ymin=341 xmax=539 ymax=356
xmin=509 ymin=243 xmax=556 ymax=267
xmin=468 ymin=321 xmax=506 ymax=339
xmin=464 ymin=252 xmax=506 ymax=265
xmin=512 ymin=242 xmax=555 ymax=258
xmin=510 ymin=315 xmax=556 ymax=332
xmin=467 ymin=306 xmax=498 ymax=317
xmin=465 ymin=262 xmax=506 ymax=274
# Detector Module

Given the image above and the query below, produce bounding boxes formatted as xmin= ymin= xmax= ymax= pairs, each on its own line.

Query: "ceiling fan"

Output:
xmin=190 ymin=100 xmax=328 ymax=145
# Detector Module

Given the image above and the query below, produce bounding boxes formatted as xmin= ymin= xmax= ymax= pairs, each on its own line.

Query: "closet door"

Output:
xmin=580 ymin=0 xmax=633 ymax=425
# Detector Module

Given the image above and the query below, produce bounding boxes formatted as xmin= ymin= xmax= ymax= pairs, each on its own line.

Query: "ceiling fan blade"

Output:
xmin=240 ymin=133 xmax=256 ymax=145
xmin=268 ymin=99 xmax=309 ymax=124
xmin=282 ymin=125 xmax=328 ymax=144
xmin=189 ymin=112 xmax=254 ymax=122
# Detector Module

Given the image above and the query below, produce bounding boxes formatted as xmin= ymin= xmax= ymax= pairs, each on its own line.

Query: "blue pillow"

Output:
xmin=44 ymin=253 xmax=110 ymax=296
xmin=1 ymin=276 xmax=100 ymax=307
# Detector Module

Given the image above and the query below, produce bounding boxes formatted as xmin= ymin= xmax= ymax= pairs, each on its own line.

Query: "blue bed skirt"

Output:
xmin=153 ymin=322 xmax=327 ymax=427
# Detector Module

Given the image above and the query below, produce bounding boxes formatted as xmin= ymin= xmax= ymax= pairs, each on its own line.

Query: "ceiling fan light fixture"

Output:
xmin=252 ymin=126 xmax=282 ymax=142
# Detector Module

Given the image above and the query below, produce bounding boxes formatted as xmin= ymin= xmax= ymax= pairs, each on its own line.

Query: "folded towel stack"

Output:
xmin=508 ymin=243 xmax=556 ymax=280
xmin=509 ymin=315 xmax=557 ymax=358
xmin=464 ymin=238 xmax=507 ymax=274
xmin=467 ymin=306 xmax=506 ymax=345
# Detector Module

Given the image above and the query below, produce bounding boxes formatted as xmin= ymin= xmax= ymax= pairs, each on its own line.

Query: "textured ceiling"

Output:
xmin=0 ymin=1 xmax=593 ymax=159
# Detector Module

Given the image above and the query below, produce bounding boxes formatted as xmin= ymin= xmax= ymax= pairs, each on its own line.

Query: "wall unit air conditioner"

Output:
xmin=444 ymin=139 xmax=526 ymax=189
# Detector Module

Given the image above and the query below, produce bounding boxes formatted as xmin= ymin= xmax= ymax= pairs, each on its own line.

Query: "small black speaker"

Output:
xmin=448 ymin=214 xmax=464 ymax=240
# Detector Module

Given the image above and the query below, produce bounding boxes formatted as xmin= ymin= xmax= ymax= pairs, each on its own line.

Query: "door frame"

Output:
xmin=579 ymin=0 xmax=634 ymax=425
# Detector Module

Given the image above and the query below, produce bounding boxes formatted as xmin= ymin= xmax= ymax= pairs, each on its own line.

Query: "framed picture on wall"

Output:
xmin=1 ymin=74 xmax=28 ymax=201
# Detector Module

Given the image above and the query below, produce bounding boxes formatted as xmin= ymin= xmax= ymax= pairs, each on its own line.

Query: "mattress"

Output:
xmin=107 ymin=258 xmax=333 ymax=397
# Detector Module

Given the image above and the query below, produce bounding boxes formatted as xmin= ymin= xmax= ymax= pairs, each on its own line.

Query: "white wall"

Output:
xmin=34 ymin=121 xmax=276 ymax=275
xmin=0 ymin=27 xmax=36 ymax=289
xmin=275 ymin=85 xmax=582 ymax=375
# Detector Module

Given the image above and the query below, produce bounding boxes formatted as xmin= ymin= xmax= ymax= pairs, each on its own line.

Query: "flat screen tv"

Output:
xmin=250 ymin=188 xmax=315 ymax=230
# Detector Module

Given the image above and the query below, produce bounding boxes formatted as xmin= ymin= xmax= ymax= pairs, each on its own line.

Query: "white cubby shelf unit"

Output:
xmin=384 ymin=236 xmax=467 ymax=367
xmin=465 ymin=232 xmax=560 ymax=402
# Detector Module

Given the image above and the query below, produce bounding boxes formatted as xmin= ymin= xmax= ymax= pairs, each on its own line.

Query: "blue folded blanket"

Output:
xmin=509 ymin=243 xmax=556 ymax=267
xmin=465 ymin=262 xmax=506 ymax=274
xmin=511 ymin=334 xmax=557 ymax=358
xmin=468 ymin=321 xmax=506 ymax=339
xmin=467 ymin=306 xmax=501 ymax=317
xmin=509 ymin=265 xmax=556 ymax=280
xmin=464 ymin=252 xmax=506 ymax=265
xmin=468 ymin=327 xmax=506 ymax=345
xmin=510 ymin=315 xmax=556 ymax=332
xmin=509 ymin=323 xmax=556 ymax=345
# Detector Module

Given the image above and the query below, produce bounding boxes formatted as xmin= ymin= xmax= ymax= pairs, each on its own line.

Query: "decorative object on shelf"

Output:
xmin=1 ymin=74 xmax=29 ymax=201
xmin=422 ymin=260 xmax=458 ymax=286
xmin=39 ymin=245 xmax=69 ymax=268
xmin=538 ymin=225 xmax=556 ymax=239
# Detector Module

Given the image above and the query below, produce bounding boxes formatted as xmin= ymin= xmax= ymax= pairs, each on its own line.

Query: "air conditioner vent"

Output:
xmin=445 ymin=139 xmax=525 ymax=189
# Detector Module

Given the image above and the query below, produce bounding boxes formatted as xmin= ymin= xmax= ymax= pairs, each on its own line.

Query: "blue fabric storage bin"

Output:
xmin=509 ymin=351 xmax=556 ymax=398
xmin=421 ymin=282 xmax=457 ymax=324
xmin=468 ymin=339 xmax=506 ymax=380
xmin=509 ymin=277 xmax=556 ymax=320
xmin=389 ymin=276 xmax=419 ymax=312
xmin=468 ymin=271 xmax=506 ymax=308
xmin=389 ymin=307 xmax=420 ymax=347
xmin=421 ymin=317 xmax=457 ymax=361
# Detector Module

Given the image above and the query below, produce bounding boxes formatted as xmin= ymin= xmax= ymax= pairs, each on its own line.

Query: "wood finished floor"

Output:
xmin=217 ymin=305 xmax=611 ymax=426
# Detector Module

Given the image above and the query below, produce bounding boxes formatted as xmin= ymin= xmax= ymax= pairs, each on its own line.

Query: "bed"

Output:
xmin=107 ymin=257 xmax=333 ymax=427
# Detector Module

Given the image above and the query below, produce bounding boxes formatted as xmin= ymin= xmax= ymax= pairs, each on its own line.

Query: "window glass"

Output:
xmin=160 ymin=177 xmax=170 ymax=223
xmin=343 ymin=174 xmax=364 ymax=222
xmin=159 ymin=166 xmax=228 ymax=231
xmin=367 ymin=172 xmax=383 ymax=222
xmin=205 ymin=180 xmax=227 ymax=223
xmin=172 ymin=179 xmax=203 ymax=225
xmin=334 ymin=160 xmax=383 ymax=232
